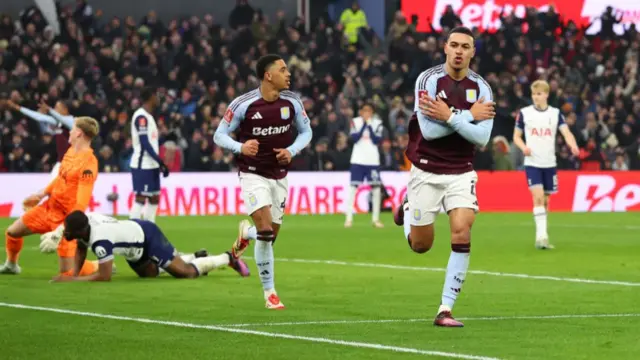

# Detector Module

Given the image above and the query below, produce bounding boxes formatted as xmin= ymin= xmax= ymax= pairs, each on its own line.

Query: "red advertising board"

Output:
xmin=0 ymin=171 xmax=638 ymax=217
xmin=401 ymin=0 xmax=640 ymax=35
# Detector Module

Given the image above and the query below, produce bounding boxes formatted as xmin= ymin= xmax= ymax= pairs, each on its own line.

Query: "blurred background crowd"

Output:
xmin=1 ymin=0 xmax=639 ymax=173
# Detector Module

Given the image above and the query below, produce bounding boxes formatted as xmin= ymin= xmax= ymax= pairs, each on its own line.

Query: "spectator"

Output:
xmin=339 ymin=2 xmax=368 ymax=46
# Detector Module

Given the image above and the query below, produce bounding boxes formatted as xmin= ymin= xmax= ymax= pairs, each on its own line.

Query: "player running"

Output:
xmin=129 ymin=88 xmax=170 ymax=223
xmin=393 ymin=27 xmax=495 ymax=327
xmin=344 ymin=103 xmax=385 ymax=228
xmin=50 ymin=211 xmax=250 ymax=282
xmin=214 ymin=54 xmax=312 ymax=309
xmin=513 ymin=80 xmax=579 ymax=250
xmin=0 ymin=116 xmax=101 ymax=276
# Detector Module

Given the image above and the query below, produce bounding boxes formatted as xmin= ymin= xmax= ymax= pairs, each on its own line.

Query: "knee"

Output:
xmin=135 ymin=195 xmax=146 ymax=204
xmin=409 ymin=227 xmax=434 ymax=253
xmin=451 ymin=226 xmax=471 ymax=244
xmin=411 ymin=242 xmax=432 ymax=254
xmin=148 ymin=195 xmax=160 ymax=205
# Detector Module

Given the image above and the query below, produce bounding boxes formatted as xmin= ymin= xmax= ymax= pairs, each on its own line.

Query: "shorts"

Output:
xmin=407 ymin=166 xmax=479 ymax=226
xmin=350 ymin=164 xmax=381 ymax=186
xmin=239 ymin=172 xmax=288 ymax=224
xmin=131 ymin=168 xmax=161 ymax=196
xmin=128 ymin=219 xmax=177 ymax=270
xmin=22 ymin=200 xmax=75 ymax=257
xmin=525 ymin=166 xmax=558 ymax=194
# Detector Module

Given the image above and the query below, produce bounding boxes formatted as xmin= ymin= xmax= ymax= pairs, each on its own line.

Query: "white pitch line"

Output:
xmin=0 ymin=302 xmax=500 ymax=360
xmin=269 ymin=257 xmax=640 ymax=287
xmin=222 ymin=313 xmax=640 ymax=328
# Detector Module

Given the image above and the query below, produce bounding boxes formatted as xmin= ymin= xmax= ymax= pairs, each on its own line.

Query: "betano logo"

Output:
xmin=572 ymin=175 xmax=640 ymax=212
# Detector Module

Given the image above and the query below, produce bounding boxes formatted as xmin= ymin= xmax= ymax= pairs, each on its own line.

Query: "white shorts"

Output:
xmin=51 ymin=162 xmax=61 ymax=180
xmin=239 ymin=172 xmax=288 ymax=224
xmin=408 ymin=166 xmax=479 ymax=226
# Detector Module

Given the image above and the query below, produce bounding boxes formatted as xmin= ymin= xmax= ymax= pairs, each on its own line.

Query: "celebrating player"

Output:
xmin=513 ymin=80 xmax=579 ymax=249
xmin=0 ymin=117 xmax=101 ymax=276
xmin=393 ymin=27 xmax=495 ymax=327
xmin=1 ymin=99 xmax=73 ymax=179
xmin=50 ymin=211 xmax=250 ymax=282
xmin=129 ymin=87 xmax=170 ymax=223
xmin=344 ymin=103 xmax=385 ymax=228
xmin=214 ymin=54 xmax=312 ymax=309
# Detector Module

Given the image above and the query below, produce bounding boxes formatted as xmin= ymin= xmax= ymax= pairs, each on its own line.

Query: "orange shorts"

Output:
xmin=22 ymin=200 xmax=77 ymax=258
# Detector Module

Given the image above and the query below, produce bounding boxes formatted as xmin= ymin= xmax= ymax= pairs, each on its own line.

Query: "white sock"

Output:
xmin=441 ymin=245 xmax=471 ymax=310
xmin=159 ymin=253 xmax=198 ymax=274
xmin=130 ymin=201 xmax=144 ymax=219
xmin=403 ymin=201 xmax=411 ymax=240
xmin=247 ymin=226 xmax=257 ymax=240
xmin=145 ymin=204 xmax=158 ymax=222
xmin=254 ymin=240 xmax=275 ymax=291
xmin=345 ymin=185 xmax=357 ymax=222
xmin=371 ymin=186 xmax=381 ymax=222
xmin=533 ymin=206 xmax=547 ymax=239
xmin=190 ymin=254 xmax=230 ymax=275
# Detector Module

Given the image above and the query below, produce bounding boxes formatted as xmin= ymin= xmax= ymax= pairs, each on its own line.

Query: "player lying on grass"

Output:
xmin=50 ymin=211 xmax=250 ymax=282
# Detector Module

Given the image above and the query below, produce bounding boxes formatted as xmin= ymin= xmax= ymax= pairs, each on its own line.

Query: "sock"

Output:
xmin=533 ymin=206 xmax=547 ymax=239
xmin=130 ymin=201 xmax=144 ymax=219
xmin=247 ymin=226 xmax=257 ymax=240
xmin=441 ymin=243 xmax=471 ymax=311
xmin=255 ymin=231 xmax=275 ymax=291
xmin=190 ymin=254 xmax=230 ymax=275
xmin=145 ymin=204 xmax=158 ymax=223
xmin=5 ymin=231 xmax=24 ymax=264
xmin=345 ymin=185 xmax=357 ymax=222
xmin=371 ymin=186 xmax=381 ymax=222
xmin=402 ymin=201 xmax=411 ymax=241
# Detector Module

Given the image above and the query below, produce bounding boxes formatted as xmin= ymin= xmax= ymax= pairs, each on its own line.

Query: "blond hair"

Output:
xmin=530 ymin=80 xmax=550 ymax=94
xmin=75 ymin=117 xmax=100 ymax=139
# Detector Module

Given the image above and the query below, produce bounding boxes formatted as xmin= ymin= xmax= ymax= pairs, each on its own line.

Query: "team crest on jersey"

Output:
xmin=248 ymin=193 xmax=258 ymax=206
xmin=466 ymin=89 xmax=477 ymax=103
xmin=224 ymin=108 xmax=234 ymax=124
xmin=280 ymin=107 xmax=290 ymax=120
xmin=413 ymin=209 xmax=421 ymax=220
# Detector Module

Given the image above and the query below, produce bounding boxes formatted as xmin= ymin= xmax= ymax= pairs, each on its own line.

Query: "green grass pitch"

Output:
xmin=0 ymin=212 xmax=638 ymax=360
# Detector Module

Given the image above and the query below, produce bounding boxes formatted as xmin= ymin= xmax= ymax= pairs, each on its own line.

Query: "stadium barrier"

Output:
xmin=0 ymin=171 xmax=638 ymax=217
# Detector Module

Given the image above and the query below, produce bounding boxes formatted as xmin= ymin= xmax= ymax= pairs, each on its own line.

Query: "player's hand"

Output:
xmin=6 ymin=100 xmax=20 ymax=111
xmin=523 ymin=147 xmax=532 ymax=156
xmin=50 ymin=274 xmax=73 ymax=283
xmin=22 ymin=193 xmax=44 ymax=211
xmin=241 ymin=139 xmax=260 ymax=157
xmin=570 ymin=145 xmax=580 ymax=157
xmin=273 ymin=148 xmax=292 ymax=165
xmin=420 ymin=94 xmax=452 ymax=121
xmin=469 ymin=97 xmax=496 ymax=121
xmin=159 ymin=162 xmax=170 ymax=178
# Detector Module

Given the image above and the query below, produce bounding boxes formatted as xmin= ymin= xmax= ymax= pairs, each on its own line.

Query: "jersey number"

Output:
xmin=470 ymin=180 xmax=476 ymax=196
xmin=280 ymin=197 xmax=287 ymax=210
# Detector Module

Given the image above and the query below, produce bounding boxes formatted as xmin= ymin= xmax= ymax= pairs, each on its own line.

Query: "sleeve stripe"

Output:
xmin=280 ymin=90 xmax=305 ymax=108
xmin=230 ymin=89 xmax=260 ymax=112
xmin=417 ymin=64 xmax=444 ymax=91
xmin=280 ymin=94 xmax=304 ymax=110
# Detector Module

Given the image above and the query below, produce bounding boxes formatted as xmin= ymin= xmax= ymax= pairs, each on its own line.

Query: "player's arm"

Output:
xmin=73 ymin=158 xmax=98 ymax=212
xmin=512 ymin=111 xmax=529 ymax=154
xmin=446 ymin=80 xmax=494 ymax=147
xmin=369 ymin=121 xmax=383 ymax=145
xmin=73 ymin=240 xmax=113 ymax=281
xmin=73 ymin=241 xmax=88 ymax=276
xmin=17 ymin=106 xmax=59 ymax=126
xmin=134 ymin=115 xmax=163 ymax=164
xmin=415 ymin=73 xmax=473 ymax=140
xmin=213 ymin=104 xmax=245 ymax=154
xmin=47 ymin=108 xmax=74 ymax=129
xmin=286 ymin=98 xmax=313 ymax=157
xmin=558 ymin=113 xmax=579 ymax=155
xmin=350 ymin=119 xmax=367 ymax=142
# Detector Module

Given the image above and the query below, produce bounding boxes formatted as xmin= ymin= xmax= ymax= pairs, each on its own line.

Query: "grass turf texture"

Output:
xmin=0 ymin=212 xmax=638 ymax=360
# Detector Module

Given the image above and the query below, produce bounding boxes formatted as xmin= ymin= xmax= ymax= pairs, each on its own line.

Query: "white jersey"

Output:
xmin=349 ymin=116 xmax=384 ymax=166
xmin=516 ymin=105 xmax=566 ymax=168
xmin=83 ymin=213 xmax=145 ymax=264
xmin=129 ymin=107 xmax=159 ymax=169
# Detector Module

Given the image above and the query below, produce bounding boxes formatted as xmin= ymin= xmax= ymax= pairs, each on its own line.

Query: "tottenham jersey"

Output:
xmin=83 ymin=213 xmax=145 ymax=264
xmin=516 ymin=105 xmax=567 ymax=168
xmin=129 ymin=107 xmax=159 ymax=169
xmin=350 ymin=116 xmax=383 ymax=166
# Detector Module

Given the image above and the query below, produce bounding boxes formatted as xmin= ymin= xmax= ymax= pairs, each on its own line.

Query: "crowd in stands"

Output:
xmin=1 ymin=1 xmax=639 ymax=173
